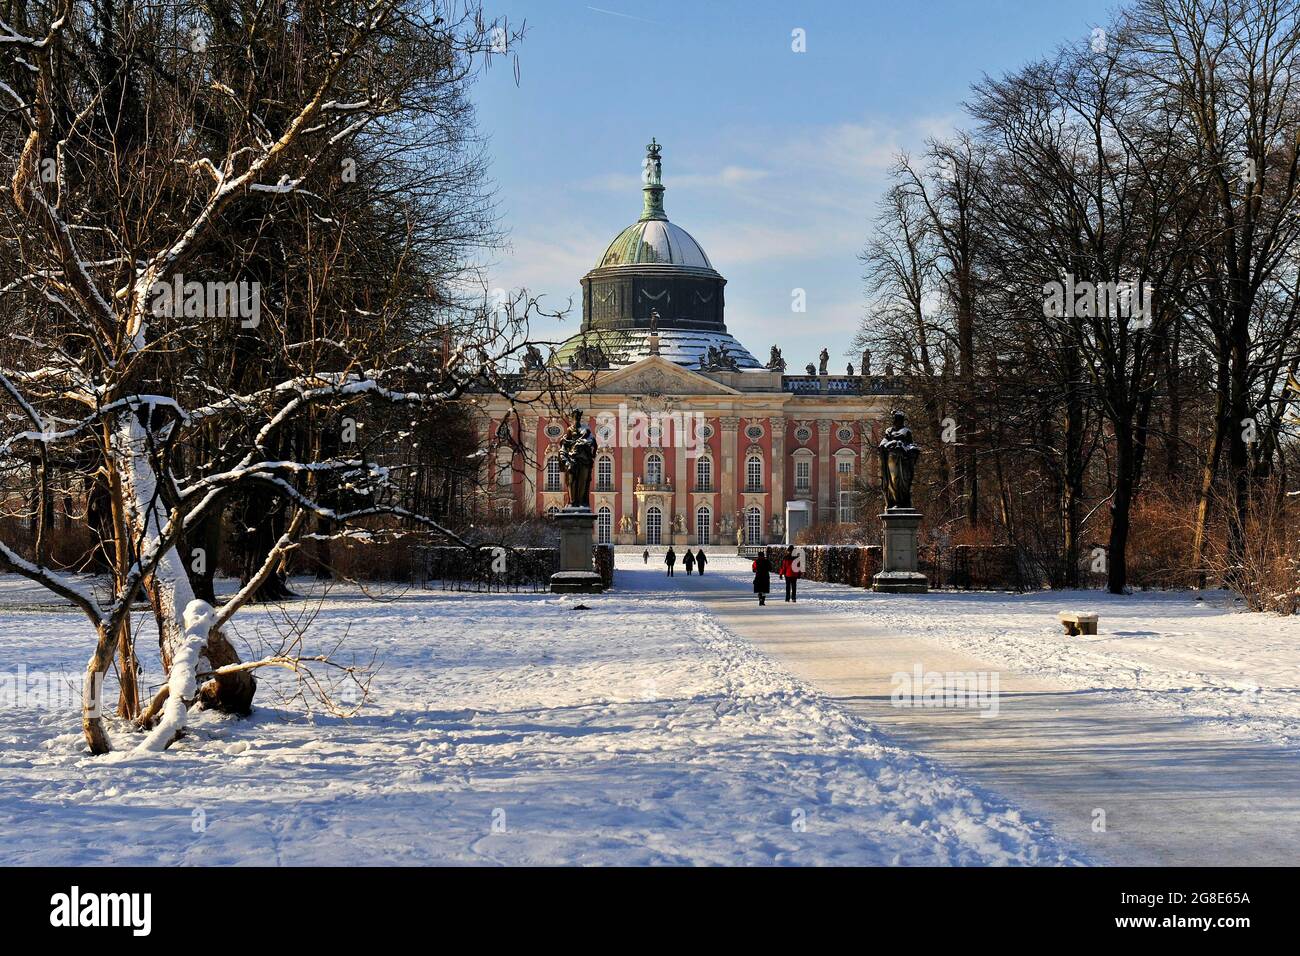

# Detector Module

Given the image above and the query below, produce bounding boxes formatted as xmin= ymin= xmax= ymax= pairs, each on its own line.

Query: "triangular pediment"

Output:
xmin=584 ymin=355 xmax=742 ymax=396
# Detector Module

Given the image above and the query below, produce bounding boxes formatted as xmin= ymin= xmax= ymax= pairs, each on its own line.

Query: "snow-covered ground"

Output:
xmin=0 ymin=569 xmax=1079 ymax=866
xmin=731 ymin=561 xmax=1300 ymax=752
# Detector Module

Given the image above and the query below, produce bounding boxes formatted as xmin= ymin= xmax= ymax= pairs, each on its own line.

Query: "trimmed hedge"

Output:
xmin=761 ymin=543 xmax=1026 ymax=591
xmin=423 ymin=545 xmax=615 ymax=591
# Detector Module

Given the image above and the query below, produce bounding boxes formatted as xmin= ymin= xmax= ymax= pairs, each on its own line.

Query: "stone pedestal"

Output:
xmin=872 ymin=508 xmax=928 ymax=593
xmin=550 ymin=507 xmax=604 ymax=594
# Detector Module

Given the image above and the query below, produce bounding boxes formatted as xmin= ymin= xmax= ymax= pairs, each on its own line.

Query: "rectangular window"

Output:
xmin=837 ymin=460 xmax=854 ymax=522
xmin=795 ymin=459 xmax=811 ymax=493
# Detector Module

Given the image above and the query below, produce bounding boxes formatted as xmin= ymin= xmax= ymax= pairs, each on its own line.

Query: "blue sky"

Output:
xmin=473 ymin=0 xmax=1118 ymax=367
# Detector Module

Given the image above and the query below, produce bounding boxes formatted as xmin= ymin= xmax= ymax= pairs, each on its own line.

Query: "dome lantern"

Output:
xmin=640 ymin=138 xmax=667 ymax=222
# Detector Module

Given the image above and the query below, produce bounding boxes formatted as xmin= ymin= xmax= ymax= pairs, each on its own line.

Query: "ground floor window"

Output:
xmin=597 ymin=506 xmax=612 ymax=544
xmin=646 ymin=506 xmax=662 ymax=545
xmin=696 ymin=506 xmax=711 ymax=545
xmin=746 ymin=506 xmax=762 ymax=545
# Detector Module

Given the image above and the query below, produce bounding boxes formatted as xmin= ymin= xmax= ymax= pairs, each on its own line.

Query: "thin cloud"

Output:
xmin=586 ymin=6 xmax=662 ymax=26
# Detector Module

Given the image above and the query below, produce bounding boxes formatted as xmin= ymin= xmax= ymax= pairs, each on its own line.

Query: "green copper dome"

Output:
xmin=597 ymin=219 xmax=714 ymax=270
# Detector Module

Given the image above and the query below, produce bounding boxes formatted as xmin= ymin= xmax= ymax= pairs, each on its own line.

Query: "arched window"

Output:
xmin=695 ymin=506 xmax=711 ymax=545
xmin=645 ymin=453 xmax=663 ymax=486
xmin=597 ymin=506 xmax=612 ymax=544
xmin=746 ymin=455 xmax=763 ymax=492
xmin=746 ymin=506 xmax=762 ymax=545
xmin=546 ymin=505 xmax=559 ymax=519
xmin=695 ymin=455 xmax=712 ymax=492
xmin=597 ymin=455 xmax=614 ymax=491
xmin=545 ymin=455 xmax=562 ymax=492
xmin=645 ymin=506 xmax=662 ymax=545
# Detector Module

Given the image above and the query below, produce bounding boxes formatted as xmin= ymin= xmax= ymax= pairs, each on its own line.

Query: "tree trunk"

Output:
xmin=1061 ymin=384 xmax=1085 ymax=589
xmin=82 ymin=622 xmax=115 ymax=755
xmin=1191 ymin=387 xmax=1227 ymax=590
xmin=1108 ymin=425 xmax=1136 ymax=594
xmin=1225 ymin=311 xmax=1251 ymax=590
xmin=114 ymin=410 xmax=255 ymax=721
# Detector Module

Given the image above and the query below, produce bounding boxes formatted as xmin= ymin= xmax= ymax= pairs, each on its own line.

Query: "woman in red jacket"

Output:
xmin=779 ymin=546 xmax=801 ymax=603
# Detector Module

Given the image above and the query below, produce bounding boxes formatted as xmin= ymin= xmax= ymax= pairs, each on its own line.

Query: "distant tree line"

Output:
xmin=857 ymin=0 xmax=1300 ymax=608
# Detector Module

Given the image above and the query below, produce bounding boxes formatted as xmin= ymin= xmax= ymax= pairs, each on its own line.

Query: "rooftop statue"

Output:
xmin=701 ymin=344 xmax=740 ymax=371
xmin=818 ymin=348 xmax=829 ymax=376
xmin=568 ymin=342 xmax=609 ymax=370
xmin=767 ymin=346 xmax=787 ymax=372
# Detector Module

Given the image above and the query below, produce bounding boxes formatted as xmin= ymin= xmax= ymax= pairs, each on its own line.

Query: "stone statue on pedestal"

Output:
xmin=872 ymin=410 xmax=928 ymax=593
xmin=559 ymin=409 xmax=598 ymax=509
xmin=878 ymin=410 xmax=920 ymax=510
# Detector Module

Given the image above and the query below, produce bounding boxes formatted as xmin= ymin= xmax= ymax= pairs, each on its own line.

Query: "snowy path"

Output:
xmin=654 ymin=554 xmax=1300 ymax=866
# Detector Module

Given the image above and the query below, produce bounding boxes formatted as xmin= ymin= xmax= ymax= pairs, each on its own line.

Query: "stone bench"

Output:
xmin=1058 ymin=611 xmax=1098 ymax=636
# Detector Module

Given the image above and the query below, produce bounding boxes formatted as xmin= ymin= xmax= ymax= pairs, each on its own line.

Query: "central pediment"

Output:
xmin=583 ymin=355 xmax=742 ymax=396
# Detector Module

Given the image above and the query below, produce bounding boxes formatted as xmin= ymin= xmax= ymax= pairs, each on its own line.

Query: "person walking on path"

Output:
xmin=665 ymin=547 xmax=677 ymax=576
xmin=642 ymin=548 xmax=650 ymax=564
xmin=683 ymin=549 xmax=695 ymax=575
xmin=752 ymin=552 xmax=772 ymax=605
xmin=779 ymin=546 xmax=801 ymax=603
xmin=695 ymin=548 xmax=707 ymax=575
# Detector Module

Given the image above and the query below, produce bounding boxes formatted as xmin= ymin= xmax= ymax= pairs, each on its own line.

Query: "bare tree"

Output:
xmin=0 ymin=0 xmax=561 ymax=753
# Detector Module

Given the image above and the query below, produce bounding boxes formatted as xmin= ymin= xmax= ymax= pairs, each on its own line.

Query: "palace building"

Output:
xmin=476 ymin=140 xmax=904 ymax=546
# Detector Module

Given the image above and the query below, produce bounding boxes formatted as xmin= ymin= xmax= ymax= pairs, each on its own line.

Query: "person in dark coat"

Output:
xmin=695 ymin=549 xmax=707 ymax=575
xmin=752 ymin=553 xmax=772 ymax=605
xmin=642 ymin=548 xmax=650 ymax=564
xmin=665 ymin=547 xmax=676 ymax=576
xmin=683 ymin=549 xmax=695 ymax=575
xmin=779 ymin=545 xmax=801 ymax=603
